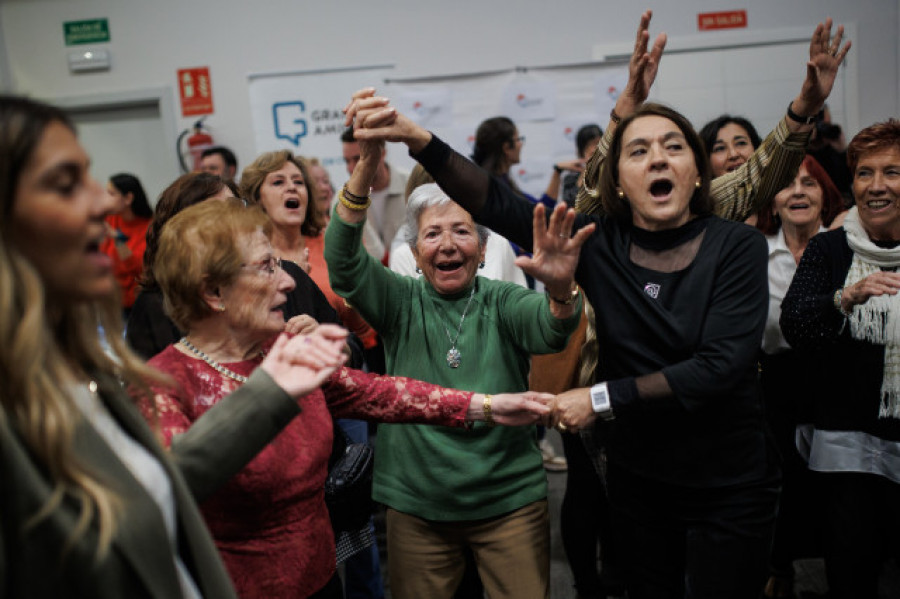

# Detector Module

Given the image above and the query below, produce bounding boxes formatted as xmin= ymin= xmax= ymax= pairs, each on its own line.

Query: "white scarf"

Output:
xmin=843 ymin=206 xmax=900 ymax=418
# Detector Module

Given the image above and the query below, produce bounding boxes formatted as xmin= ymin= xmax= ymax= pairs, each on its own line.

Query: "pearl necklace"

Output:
xmin=179 ymin=337 xmax=250 ymax=384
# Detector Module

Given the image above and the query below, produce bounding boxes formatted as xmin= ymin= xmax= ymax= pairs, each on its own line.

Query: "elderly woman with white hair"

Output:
xmin=325 ymin=139 xmax=592 ymax=599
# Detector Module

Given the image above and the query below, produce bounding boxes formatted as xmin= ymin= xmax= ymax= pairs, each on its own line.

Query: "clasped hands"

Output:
xmin=483 ymin=388 xmax=596 ymax=432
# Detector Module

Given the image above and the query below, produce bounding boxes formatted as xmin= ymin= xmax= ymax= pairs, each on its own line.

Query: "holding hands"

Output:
xmin=261 ymin=324 xmax=349 ymax=399
xmin=470 ymin=392 xmax=555 ymax=427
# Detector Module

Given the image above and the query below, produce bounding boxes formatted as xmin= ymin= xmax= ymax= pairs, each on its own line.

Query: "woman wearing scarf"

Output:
xmin=781 ymin=119 xmax=900 ymax=599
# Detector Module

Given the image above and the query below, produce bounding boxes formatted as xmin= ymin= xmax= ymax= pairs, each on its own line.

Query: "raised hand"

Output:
xmin=514 ymin=202 xmax=596 ymax=298
xmin=792 ymin=18 xmax=852 ymax=119
xmin=344 ymin=88 xmax=433 ymax=153
xmin=478 ymin=391 xmax=554 ymax=427
xmin=617 ymin=9 xmax=667 ymax=118
xmin=261 ymin=324 xmax=349 ymax=398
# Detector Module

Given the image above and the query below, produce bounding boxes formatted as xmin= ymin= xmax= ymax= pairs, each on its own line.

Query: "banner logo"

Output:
xmin=273 ymin=101 xmax=307 ymax=146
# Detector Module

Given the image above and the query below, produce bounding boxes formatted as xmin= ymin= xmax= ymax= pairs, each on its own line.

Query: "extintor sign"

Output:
xmin=178 ymin=67 xmax=214 ymax=117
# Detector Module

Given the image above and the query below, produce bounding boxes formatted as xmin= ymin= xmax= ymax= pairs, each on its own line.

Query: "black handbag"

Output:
xmin=325 ymin=424 xmax=375 ymax=532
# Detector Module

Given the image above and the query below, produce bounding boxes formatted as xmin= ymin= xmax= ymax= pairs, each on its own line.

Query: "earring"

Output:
xmin=218 ymin=302 xmax=226 ymax=312
xmin=415 ymin=266 xmax=421 ymax=274
xmin=695 ymin=180 xmax=702 ymax=189
xmin=479 ymin=261 xmax=486 ymax=269
xmin=616 ymin=188 xmax=625 ymax=199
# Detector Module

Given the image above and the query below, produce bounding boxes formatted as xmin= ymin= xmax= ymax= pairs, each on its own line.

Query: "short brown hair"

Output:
xmin=142 ymin=172 xmax=236 ymax=290
xmin=597 ymin=103 xmax=713 ymax=223
xmin=847 ymin=119 xmax=900 ymax=176
xmin=240 ymin=150 xmax=325 ymax=236
xmin=155 ymin=198 xmax=272 ymax=331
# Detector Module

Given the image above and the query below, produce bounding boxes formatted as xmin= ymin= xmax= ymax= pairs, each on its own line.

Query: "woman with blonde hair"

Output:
xmin=0 ymin=95 xmax=348 ymax=598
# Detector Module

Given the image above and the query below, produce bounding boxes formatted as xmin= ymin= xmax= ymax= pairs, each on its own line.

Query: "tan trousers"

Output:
xmin=386 ymin=500 xmax=550 ymax=599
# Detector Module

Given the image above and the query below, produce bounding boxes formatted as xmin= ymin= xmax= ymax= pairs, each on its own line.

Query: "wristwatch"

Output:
xmin=589 ymin=382 xmax=615 ymax=421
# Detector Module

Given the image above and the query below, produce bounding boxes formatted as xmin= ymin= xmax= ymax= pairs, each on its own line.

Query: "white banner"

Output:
xmin=386 ymin=64 xmax=628 ymax=198
xmin=247 ymin=65 xmax=394 ymax=189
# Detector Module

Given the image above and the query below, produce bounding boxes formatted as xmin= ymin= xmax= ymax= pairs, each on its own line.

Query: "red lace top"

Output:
xmin=146 ymin=345 xmax=473 ymax=598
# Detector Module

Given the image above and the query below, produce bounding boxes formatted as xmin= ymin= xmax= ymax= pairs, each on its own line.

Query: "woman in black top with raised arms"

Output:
xmin=343 ymin=11 xmax=849 ymax=598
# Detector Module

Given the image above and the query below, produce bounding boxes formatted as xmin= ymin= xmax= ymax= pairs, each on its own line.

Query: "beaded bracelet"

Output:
xmin=338 ymin=189 xmax=371 ymax=211
xmin=833 ymin=288 xmax=850 ymax=316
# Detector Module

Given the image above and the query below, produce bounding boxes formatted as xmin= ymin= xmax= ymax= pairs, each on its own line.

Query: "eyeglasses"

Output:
xmin=515 ymin=135 xmax=526 ymax=144
xmin=242 ymin=256 xmax=283 ymax=276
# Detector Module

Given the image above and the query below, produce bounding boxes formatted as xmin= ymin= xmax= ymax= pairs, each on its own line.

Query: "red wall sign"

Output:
xmin=698 ymin=10 xmax=748 ymax=31
xmin=178 ymin=67 xmax=214 ymax=117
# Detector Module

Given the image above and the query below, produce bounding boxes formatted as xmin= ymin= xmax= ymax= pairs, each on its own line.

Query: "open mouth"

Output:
xmin=649 ymin=180 xmax=673 ymax=198
xmin=285 ymin=199 xmax=300 ymax=209
xmin=436 ymin=261 xmax=463 ymax=272
xmin=788 ymin=202 xmax=810 ymax=211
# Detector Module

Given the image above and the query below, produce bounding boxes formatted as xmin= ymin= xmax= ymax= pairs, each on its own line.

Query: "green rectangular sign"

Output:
xmin=64 ymin=19 xmax=110 ymax=46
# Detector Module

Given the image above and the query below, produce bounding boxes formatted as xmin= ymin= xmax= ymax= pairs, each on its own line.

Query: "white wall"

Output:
xmin=1 ymin=0 xmax=897 ymax=176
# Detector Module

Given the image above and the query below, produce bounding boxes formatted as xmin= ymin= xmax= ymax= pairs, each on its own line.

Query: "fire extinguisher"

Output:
xmin=177 ymin=117 xmax=214 ymax=173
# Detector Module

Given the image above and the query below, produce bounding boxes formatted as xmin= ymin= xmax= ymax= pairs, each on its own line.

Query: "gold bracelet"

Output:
xmin=338 ymin=190 xmax=371 ymax=211
xmin=548 ymin=284 xmax=580 ymax=305
xmin=341 ymin=184 xmax=370 ymax=203
xmin=483 ymin=394 xmax=494 ymax=427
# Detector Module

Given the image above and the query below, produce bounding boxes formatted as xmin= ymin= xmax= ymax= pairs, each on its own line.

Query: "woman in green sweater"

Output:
xmin=325 ymin=135 xmax=592 ymax=599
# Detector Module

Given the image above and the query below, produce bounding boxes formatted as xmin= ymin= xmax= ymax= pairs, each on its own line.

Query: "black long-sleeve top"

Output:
xmin=414 ymin=135 xmax=771 ymax=488
xmin=780 ymin=229 xmax=900 ymax=441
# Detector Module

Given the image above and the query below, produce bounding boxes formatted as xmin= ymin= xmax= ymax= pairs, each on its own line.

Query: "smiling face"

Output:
xmin=709 ymin=122 xmax=755 ymax=177
xmin=219 ymin=229 xmax=295 ymax=340
xmin=412 ymin=202 xmax=486 ymax=296
xmin=617 ymin=115 xmax=700 ymax=231
xmin=773 ymin=164 xmax=824 ymax=232
xmin=257 ymin=160 xmax=307 ymax=228
xmin=10 ymin=121 xmax=115 ymax=304
xmin=853 ymin=148 xmax=900 ymax=241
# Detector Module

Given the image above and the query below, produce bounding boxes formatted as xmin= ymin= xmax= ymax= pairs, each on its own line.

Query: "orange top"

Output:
xmin=304 ymin=233 xmax=379 ymax=349
xmin=100 ymin=214 xmax=151 ymax=308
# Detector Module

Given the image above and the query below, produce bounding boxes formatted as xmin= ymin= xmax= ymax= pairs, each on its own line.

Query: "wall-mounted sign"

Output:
xmin=177 ymin=67 xmax=214 ymax=117
xmin=64 ymin=19 xmax=110 ymax=46
xmin=698 ymin=10 xmax=748 ymax=31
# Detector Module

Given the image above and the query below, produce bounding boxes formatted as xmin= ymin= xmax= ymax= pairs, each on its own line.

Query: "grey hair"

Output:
xmin=404 ymin=183 xmax=490 ymax=249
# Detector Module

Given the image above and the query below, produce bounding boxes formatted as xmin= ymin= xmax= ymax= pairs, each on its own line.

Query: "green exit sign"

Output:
xmin=64 ymin=19 xmax=110 ymax=46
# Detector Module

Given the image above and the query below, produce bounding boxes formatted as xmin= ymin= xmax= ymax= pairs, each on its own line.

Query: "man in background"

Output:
xmin=199 ymin=145 xmax=238 ymax=182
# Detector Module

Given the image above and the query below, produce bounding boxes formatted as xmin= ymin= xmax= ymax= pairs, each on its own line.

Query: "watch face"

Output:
xmin=590 ymin=383 xmax=609 ymax=413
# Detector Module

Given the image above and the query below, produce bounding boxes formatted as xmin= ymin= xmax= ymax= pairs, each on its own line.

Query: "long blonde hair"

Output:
xmin=0 ymin=96 xmax=163 ymax=560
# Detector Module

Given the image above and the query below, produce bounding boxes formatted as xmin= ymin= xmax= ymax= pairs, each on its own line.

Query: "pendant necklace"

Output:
xmin=179 ymin=337 xmax=250 ymax=384
xmin=441 ymin=286 xmax=476 ymax=368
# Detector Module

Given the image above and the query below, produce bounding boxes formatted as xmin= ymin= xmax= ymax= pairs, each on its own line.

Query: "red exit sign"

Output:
xmin=698 ymin=10 xmax=747 ymax=31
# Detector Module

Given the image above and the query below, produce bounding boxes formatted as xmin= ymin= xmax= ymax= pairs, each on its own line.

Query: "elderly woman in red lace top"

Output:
xmin=140 ymin=198 xmax=549 ymax=599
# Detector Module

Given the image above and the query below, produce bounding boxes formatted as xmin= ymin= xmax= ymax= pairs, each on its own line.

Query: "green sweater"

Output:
xmin=325 ymin=212 xmax=580 ymax=520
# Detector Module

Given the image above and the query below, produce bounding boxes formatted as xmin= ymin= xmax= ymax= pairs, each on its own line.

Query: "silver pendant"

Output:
xmin=446 ymin=347 xmax=461 ymax=368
